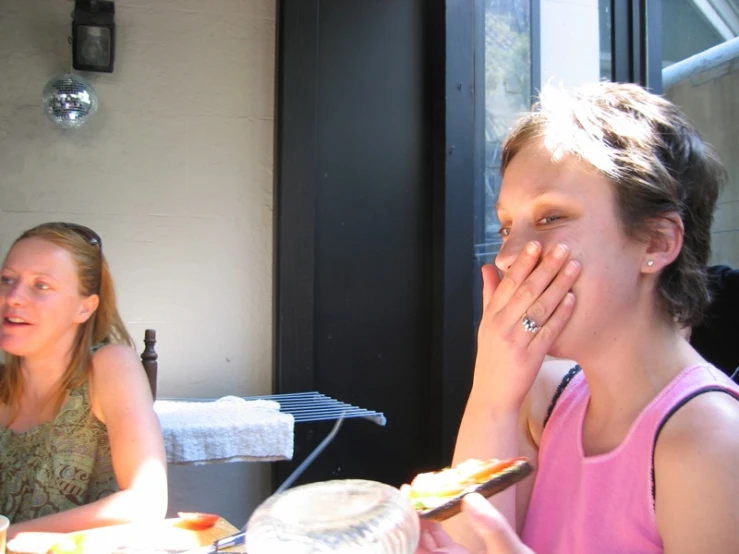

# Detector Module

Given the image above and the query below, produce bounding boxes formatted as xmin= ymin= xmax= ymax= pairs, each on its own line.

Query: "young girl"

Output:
xmin=0 ymin=222 xmax=167 ymax=538
xmin=423 ymin=82 xmax=739 ymax=553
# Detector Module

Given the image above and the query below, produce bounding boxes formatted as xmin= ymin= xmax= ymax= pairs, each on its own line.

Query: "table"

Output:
xmin=7 ymin=517 xmax=244 ymax=554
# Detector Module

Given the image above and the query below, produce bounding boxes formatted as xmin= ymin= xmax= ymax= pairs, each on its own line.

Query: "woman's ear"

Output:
xmin=642 ymin=212 xmax=684 ymax=274
xmin=76 ymin=294 xmax=100 ymax=323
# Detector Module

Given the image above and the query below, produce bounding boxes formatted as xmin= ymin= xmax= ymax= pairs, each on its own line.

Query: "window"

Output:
xmin=474 ymin=0 xmax=612 ymax=322
xmin=474 ymin=0 xmax=532 ymax=275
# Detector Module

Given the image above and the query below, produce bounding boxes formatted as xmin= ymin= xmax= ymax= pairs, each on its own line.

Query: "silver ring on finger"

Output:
xmin=522 ymin=314 xmax=540 ymax=334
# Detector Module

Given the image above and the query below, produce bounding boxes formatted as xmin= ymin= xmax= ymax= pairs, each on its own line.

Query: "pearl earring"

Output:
xmin=647 ymin=260 xmax=654 ymax=267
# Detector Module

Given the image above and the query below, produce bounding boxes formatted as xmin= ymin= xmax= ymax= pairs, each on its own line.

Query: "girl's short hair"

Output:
xmin=502 ymin=81 xmax=726 ymax=327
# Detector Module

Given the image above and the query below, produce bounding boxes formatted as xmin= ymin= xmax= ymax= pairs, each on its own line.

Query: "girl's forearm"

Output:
xmin=444 ymin=394 xmax=521 ymax=552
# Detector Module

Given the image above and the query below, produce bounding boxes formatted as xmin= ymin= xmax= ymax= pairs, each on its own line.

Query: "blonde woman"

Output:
xmin=0 ymin=222 xmax=167 ymax=538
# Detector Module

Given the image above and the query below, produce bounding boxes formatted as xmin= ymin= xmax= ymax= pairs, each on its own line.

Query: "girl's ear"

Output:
xmin=642 ymin=212 xmax=684 ymax=274
xmin=76 ymin=294 xmax=100 ymax=323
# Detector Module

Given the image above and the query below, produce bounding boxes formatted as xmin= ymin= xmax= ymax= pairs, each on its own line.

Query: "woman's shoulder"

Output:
xmin=653 ymin=388 xmax=739 ymax=542
xmin=654 ymin=385 xmax=739 ymax=491
xmin=91 ymin=338 xmax=139 ymax=361
xmin=91 ymin=341 xmax=137 ymax=359
xmin=656 ymin=384 xmax=739 ymax=452
xmin=89 ymin=343 xmax=143 ymax=388
xmin=88 ymin=343 xmax=152 ymax=423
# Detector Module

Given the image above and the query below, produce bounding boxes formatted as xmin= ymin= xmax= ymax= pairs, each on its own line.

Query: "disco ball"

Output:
xmin=41 ymin=73 xmax=98 ymax=129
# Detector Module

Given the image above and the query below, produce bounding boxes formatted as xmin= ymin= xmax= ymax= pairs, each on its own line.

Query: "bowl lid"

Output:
xmin=245 ymin=479 xmax=420 ymax=554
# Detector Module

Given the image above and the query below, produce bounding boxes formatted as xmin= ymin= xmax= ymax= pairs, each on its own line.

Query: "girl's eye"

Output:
xmin=537 ymin=215 xmax=562 ymax=226
xmin=498 ymin=225 xmax=511 ymax=238
xmin=35 ymin=282 xmax=50 ymax=291
xmin=0 ymin=275 xmax=14 ymax=286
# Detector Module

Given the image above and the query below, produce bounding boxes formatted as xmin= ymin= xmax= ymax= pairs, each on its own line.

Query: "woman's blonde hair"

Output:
xmin=0 ymin=222 xmax=134 ymax=410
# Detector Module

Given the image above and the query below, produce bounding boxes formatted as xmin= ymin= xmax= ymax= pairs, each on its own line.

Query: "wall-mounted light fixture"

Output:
xmin=72 ymin=0 xmax=115 ymax=73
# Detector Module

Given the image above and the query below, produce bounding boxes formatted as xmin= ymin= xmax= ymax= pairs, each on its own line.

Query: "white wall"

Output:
xmin=0 ymin=0 xmax=276 ymax=526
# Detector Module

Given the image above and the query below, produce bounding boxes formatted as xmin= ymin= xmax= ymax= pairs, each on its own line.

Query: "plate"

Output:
xmin=7 ymin=517 xmax=237 ymax=554
xmin=418 ymin=458 xmax=533 ymax=522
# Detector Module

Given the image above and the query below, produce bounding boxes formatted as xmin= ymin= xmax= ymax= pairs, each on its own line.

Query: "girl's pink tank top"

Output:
xmin=520 ymin=364 xmax=738 ymax=553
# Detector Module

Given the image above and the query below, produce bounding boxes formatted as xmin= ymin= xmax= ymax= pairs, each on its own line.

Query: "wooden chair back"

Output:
xmin=140 ymin=329 xmax=158 ymax=400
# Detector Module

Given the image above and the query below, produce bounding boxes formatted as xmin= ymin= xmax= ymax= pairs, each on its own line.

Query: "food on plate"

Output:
xmin=46 ymin=533 xmax=92 ymax=554
xmin=47 ymin=541 xmax=181 ymax=554
xmin=404 ymin=457 xmax=533 ymax=521
xmin=174 ymin=511 xmax=220 ymax=530
xmin=112 ymin=546 xmax=187 ymax=554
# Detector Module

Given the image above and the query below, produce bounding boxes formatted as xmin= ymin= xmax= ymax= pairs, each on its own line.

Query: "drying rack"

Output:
xmin=242 ymin=391 xmax=387 ymax=493
xmin=167 ymin=391 xmax=387 ymax=494
xmin=144 ymin=332 xmax=386 ymax=491
xmin=241 ymin=391 xmax=386 ymax=425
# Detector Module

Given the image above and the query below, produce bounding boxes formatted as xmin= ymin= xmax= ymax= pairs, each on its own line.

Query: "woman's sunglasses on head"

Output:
xmin=55 ymin=222 xmax=103 ymax=251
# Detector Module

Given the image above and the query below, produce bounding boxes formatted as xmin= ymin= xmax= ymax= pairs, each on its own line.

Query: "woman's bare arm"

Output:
xmin=8 ymin=344 xmax=168 ymax=538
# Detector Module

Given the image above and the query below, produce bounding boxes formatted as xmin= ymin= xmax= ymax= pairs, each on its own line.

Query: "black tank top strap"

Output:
xmin=543 ymin=364 xmax=582 ymax=429
xmin=651 ymin=385 xmax=739 ymax=504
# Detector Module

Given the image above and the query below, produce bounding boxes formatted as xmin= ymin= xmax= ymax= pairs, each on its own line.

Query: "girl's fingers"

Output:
xmin=498 ymin=243 xmax=573 ymax=331
xmin=529 ymin=291 xmax=576 ymax=353
xmin=462 ymin=494 xmax=533 ymax=554
xmin=418 ymin=519 xmax=454 ymax=549
xmin=515 ymin=259 xmax=581 ymax=332
xmin=490 ymin=241 xmax=542 ymax=313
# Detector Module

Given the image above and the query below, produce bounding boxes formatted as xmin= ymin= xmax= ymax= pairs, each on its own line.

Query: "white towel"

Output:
xmin=154 ymin=396 xmax=294 ymax=465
